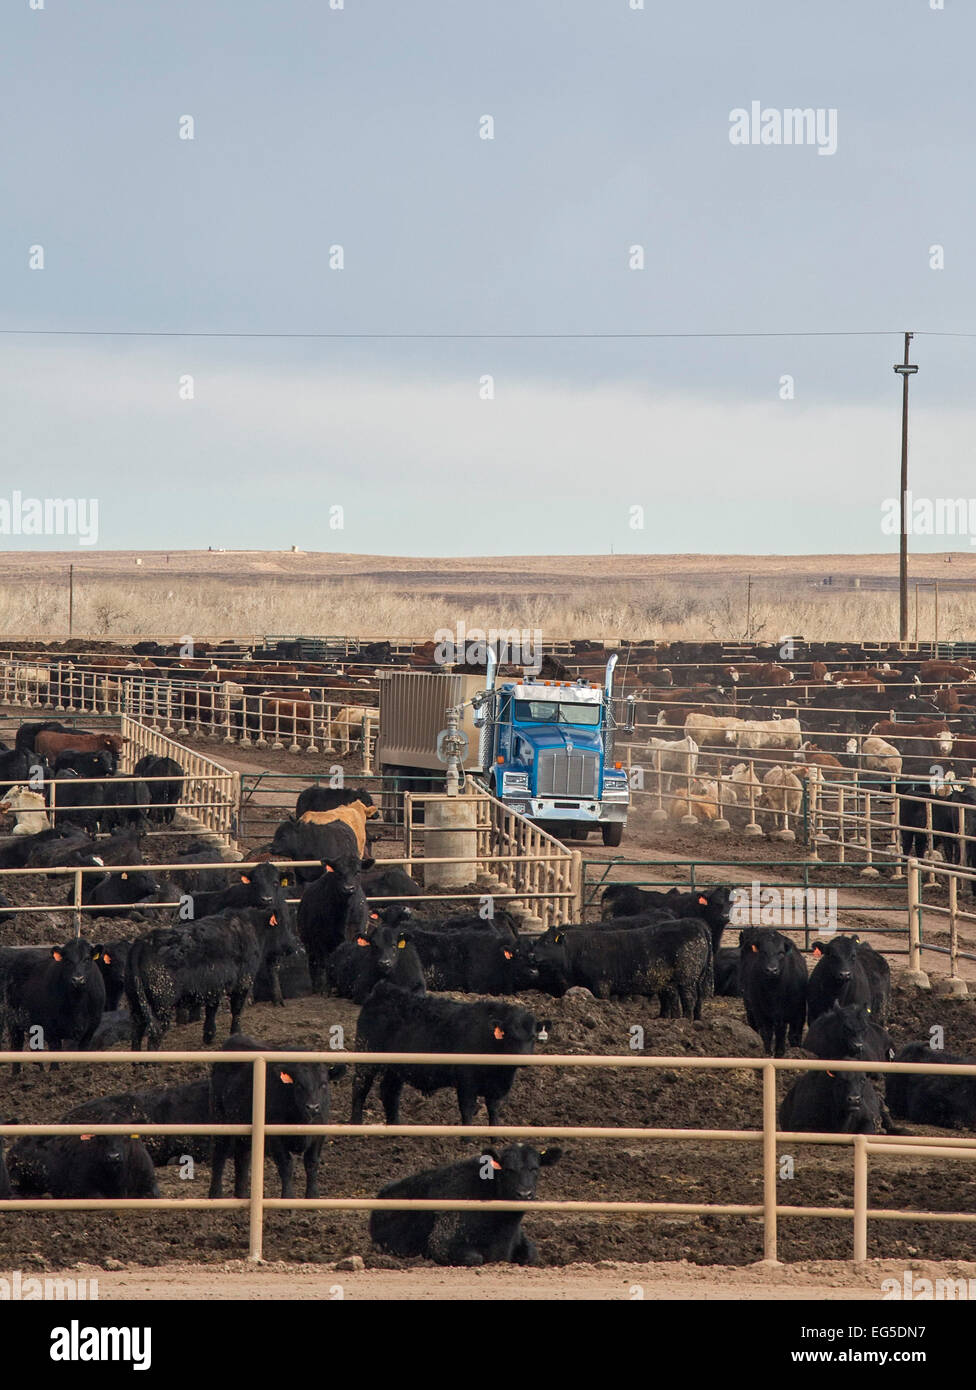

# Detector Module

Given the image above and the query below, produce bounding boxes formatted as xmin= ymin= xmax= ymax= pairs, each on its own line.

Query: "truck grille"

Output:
xmin=537 ymin=749 xmax=598 ymax=798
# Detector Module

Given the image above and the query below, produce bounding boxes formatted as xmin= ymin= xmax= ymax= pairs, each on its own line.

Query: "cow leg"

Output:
xmin=303 ymin=1139 xmax=323 ymax=1198
xmin=9 ymin=1024 xmax=25 ymax=1077
xmin=202 ymin=1001 xmax=220 ymax=1045
xmin=209 ymin=1138 xmax=231 ymax=1197
xmin=379 ymin=1072 xmax=404 ymax=1124
xmin=269 ymin=961 xmax=285 ymax=1008
xmin=348 ymin=1065 xmax=376 ymax=1123
xmin=456 ymin=1082 xmax=480 ymax=1126
xmin=229 ymin=987 xmax=249 ymax=1035
xmin=512 ymin=1233 xmax=539 ymax=1266
xmin=270 ymin=1140 xmax=295 ymax=1198
xmin=773 ymin=1023 xmax=787 ymax=1058
xmin=231 ymin=1139 xmax=252 ymax=1199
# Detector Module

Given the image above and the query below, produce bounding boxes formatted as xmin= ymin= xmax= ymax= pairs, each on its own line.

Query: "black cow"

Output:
xmin=133 ymin=755 xmax=184 ymax=824
xmin=298 ymin=845 xmax=369 ymax=990
xmin=76 ymin=869 xmax=161 ymax=919
xmin=272 ymin=817 xmax=373 ymax=885
xmin=209 ymin=1034 xmax=331 ymax=1198
xmin=99 ymin=777 xmax=152 ymax=834
xmin=62 ymin=1080 xmax=212 ymax=1166
xmin=779 ymin=1068 xmax=883 ymax=1134
xmin=350 ymin=982 xmax=549 ymax=1125
xmin=326 ymin=924 xmax=426 ymax=1003
xmin=370 ymin=1145 xmax=562 ymax=1266
xmin=600 ymin=884 xmax=733 ymax=955
xmin=803 ymin=1002 xmax=895 ymax=1064
xmin=91 ymin=941 xmax=129 ymax=1010
xmin=0 ymin=748 xmax=31 ymax=795
xmin=9 ymin=1133 xmax=158 ymax=1197
xmin=1 ymin=941 xmax=105 ymax=1069
xmin=53 ymin=749 xmax=113 ymax=779
xmin=124 ymin=906 xmax=298 ymax=1048
xmin=361 ymin=864 xmax=424 ymax=904
xmin=714 ymin=946 xmax=741 ymax=996
xmin=807 ymin=935 xmax=891 ymax=1026
xmin=50 ymin=768 xmax=101 ymax=835
xmin=529 ymin=921 xmax=712 ymax=1017
xmin=294 ymin=785 xmax=376 ymax=820
xmin=0 ymin=1138 xmax=10 ymax=1199
xmin=739 ymin=928 xmax=808 ymax=1057
xmin=187 ymin=861 xmax=289 ymax=923
xmin=173 ymin=845 xmax=236 ymax=893
xmin=886 ymin=1041 xmax=976 ymax=1129
xmin=397 ymin=925 xmax=539 ymax=995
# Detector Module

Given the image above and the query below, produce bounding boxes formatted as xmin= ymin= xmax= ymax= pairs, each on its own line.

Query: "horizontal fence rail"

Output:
xmin=3 ymin=1050 xmax=976 ymax=1262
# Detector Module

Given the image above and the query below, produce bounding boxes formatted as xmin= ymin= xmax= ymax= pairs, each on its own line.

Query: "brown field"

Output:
xmin=0 ymin=549 xmax=973 ymax=642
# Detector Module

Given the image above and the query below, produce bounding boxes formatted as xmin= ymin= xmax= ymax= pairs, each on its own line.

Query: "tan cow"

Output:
xmin=762 ymin=765 xmax=805 ymax=831
xmin=298 ymin=800 xmax=372 ymax=855
xmin=684 ymin=712 xmax=745 ymax=748
xmin=0 ymin=786 xmax=50 ymax=835
xmin=727 ymin=718 xmax=803 ymax=752
xmin=669 ymin=778 xmax=720 ymax=823
xmin=327 ymin=705 xmax=379 ymax=754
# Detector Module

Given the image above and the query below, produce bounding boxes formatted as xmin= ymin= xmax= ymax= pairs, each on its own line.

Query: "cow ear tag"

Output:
xmin=491 ymin=1159 xmax=501 ymax=1170
xmin=698 ymin=895 xmax=707 ymax=905
xmin=52 ymin=950 xmax=62 ymax=961
xmin=493 ymin=1026 xmax=505 ymax=1040
xmin=279 ymin=1072 xmax=293 ymax=1084
xmin=813 ymin=946 xmax=822 ymax=958
xmin=121 ymin=872 xmax=128 ymax=880
xmin=397 ymin=937 xmax=407 ymax=949
xmin=241 ymin=875 xmax=251 ymax=884
xmin=356 ymin=937 xmax=369 ymax=947
xmin=751 ymin=943 xmax=758 ymax=953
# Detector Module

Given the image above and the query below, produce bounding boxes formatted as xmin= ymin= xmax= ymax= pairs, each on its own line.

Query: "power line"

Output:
xmin=0 ymin=327 xmax=943 ymax=341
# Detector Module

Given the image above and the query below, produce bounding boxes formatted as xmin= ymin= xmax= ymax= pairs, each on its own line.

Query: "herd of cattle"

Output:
xmin=0 ymin=736 xmax=972 ymax=1264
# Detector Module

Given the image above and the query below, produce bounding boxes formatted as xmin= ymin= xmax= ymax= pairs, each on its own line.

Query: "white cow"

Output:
xmin=851 ymin=736 xmax=902 ymax=777
xmin=684 ymin=712 xmax=745 ymax=748
xmin=762 ymin=765 xmax=804 ymax=831
xmin=728 ymin=718 xmax=802 ymax=752
xmin=0 ymin=786 xmax=50 ymax=835
xmin=644 ymin=736 xmax=698 ymax=794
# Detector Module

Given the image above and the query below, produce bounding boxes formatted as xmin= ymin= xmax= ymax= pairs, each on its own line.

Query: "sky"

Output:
xmin=0 ymin=0 xmax=973 ymax=556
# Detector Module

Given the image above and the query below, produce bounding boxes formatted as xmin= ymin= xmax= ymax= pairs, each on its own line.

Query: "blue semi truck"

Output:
xmin=377 ymin=653 xmax=633 ymax=845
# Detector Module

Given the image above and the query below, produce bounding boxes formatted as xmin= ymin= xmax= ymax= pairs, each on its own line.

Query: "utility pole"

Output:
xmin=894 ymin=332 xmax=918 ymax=642
xmin=68 ymin=564 xmax=74 ymax=637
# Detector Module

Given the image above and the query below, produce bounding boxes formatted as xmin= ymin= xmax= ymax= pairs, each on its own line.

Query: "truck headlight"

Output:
xmin=503 ymin=771 xmax=530 ymax=793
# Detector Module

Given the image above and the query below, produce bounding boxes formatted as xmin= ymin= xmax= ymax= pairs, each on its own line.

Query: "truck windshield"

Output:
xmin=513 ymin=700 xmax=601 ymax=727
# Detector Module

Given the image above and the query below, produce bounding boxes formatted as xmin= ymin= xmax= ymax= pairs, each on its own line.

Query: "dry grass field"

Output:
xmin=0 ymin=549 xmax=974 ymax=641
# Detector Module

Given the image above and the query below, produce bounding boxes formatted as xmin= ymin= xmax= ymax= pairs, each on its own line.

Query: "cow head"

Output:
xmin=51 ymin=939 xmax=101 ymax=991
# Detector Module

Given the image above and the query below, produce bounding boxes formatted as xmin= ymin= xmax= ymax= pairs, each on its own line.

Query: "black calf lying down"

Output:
xmin=370 ymin=1145 xmax=561 ymax=1266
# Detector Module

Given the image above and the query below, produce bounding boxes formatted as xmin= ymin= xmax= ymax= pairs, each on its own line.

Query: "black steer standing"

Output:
xmin=350 ymin=983 xmax=549 ymax=1126
xmin=209 ymin=1034 xmax=332 ymax=1198
xmin=1 ymin=940 xmax=105 ymax=1070
xmin=739 ymin=928 xmax=807 ymax=1057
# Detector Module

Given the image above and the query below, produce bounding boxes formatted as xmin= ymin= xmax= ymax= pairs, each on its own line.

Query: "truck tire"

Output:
xmin=601 ymin=822 xmax=623 ymax=847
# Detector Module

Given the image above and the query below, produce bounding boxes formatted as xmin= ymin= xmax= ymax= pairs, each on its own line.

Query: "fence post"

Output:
xmin=73 ymin=867 xmax=83 ymax=938
xmin=248 ymin=1056 xmax=267 ymax=1262
xmin=570 ymin=849 xmax=583 ymax=922
xmin=853 ymin=1135 xmax=868 ymax=1261
xmin=947 ymin=873 xmax=968 ymax=997
xmin=762 ymin=1061 xmax=778 ymax=1263
xmin=905 ymin=857 xmax=931 ymax=989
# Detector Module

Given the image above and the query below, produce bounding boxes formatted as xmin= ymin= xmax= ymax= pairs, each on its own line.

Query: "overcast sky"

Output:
xmin=1 ymin=0 xmax=973 ymax=555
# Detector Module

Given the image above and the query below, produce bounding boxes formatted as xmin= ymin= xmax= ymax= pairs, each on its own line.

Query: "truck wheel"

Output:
xmin=601 ymin=822 xmax=623 ymax=847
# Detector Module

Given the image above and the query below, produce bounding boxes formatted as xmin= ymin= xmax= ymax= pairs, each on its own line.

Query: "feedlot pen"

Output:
xmin=4 ymin=715 xmax=976 ymax=1266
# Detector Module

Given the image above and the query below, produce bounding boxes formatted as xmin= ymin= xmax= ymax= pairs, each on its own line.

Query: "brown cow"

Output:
xmin=919 ymin=660 xmax=976 ymax=683
xmin=299 ymin=801 xmax=371 ymax=854
xmin=34 ymin=730 xmax=125 ymax=762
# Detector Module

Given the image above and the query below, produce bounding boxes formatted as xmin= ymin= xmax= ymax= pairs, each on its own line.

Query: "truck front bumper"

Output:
xmin=503 ymin=798 xmax=628 ymax=824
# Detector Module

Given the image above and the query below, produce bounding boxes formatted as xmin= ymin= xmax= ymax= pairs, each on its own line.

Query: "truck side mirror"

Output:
xmin=624 ymin=697 xmax=636 ymax=734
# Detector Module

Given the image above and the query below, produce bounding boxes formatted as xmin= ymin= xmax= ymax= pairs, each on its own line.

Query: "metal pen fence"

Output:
xmin=120 ymin=716 xmax=238 ymax=845
xmin=3 ymin=1050 xmax=975 ymax=1264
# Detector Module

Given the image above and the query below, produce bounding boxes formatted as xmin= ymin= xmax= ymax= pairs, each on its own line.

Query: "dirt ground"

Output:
xmin=39 ymin=1256 xmax=976 ymax=1301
